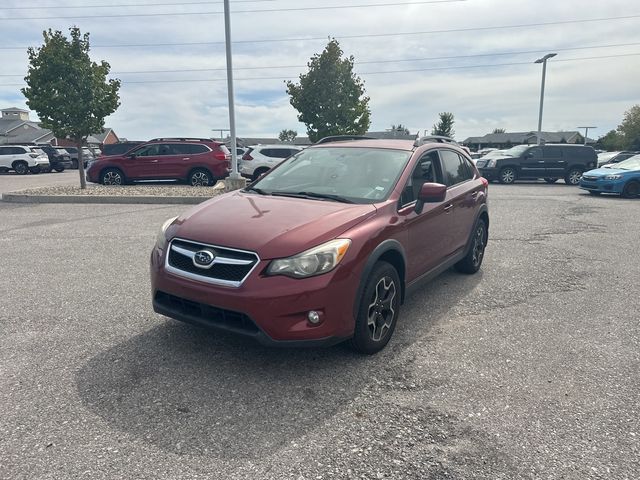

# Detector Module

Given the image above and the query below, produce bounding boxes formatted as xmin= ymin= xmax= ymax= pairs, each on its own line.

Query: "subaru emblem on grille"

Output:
xmin=193 ymin=249 xmax=216 ymax=268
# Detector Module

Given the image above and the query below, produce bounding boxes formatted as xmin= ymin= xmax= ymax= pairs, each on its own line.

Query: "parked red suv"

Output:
xmin=150 ymin=138 xmax=489 ymax=353
xmin=86 ymin=138 xmax=230 ymax=186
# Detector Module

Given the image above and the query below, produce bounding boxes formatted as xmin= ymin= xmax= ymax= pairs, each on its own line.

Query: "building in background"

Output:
xmin=463 ymin=131 xmax=594 ymax=151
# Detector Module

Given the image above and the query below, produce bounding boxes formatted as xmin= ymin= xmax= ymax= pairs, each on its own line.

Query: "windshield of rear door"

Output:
xmin=252 ymin=147 xmax=412 ymax=204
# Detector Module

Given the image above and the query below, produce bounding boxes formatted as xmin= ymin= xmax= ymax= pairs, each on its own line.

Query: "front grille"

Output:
xmin=582 ymin=175 xmax=598 ymax=181
xmin=476 ymin=160 xmax=487 ymax=168
xmin=155 ymin=291 xmax=259 ymax=334
xmin=166 ymin=238 xmax=259 ymax=287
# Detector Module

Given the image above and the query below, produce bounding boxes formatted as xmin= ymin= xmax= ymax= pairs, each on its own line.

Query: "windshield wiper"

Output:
xmin=244 ymin=186 xmax=268 ymax=195
xmin=271 ymin=191 xmax=354 ymax=203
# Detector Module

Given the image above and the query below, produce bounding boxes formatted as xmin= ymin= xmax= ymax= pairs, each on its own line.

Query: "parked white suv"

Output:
xmin=0 ymin=145 xmax=50 ymax=174
xmin=240 ymin=144 xmax=303 ymax=180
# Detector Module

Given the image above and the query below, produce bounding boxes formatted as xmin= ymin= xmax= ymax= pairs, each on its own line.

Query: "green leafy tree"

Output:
xmin=596 ymin=129 xmax=624 ymax=151
xmin=618 ymin=104 xmax=640 ymax=149
xmin=492 ymin=128 xmax=506 ymax=134
xmin=22 ymin=27 xmax=120 ymax=189
xmin=431 ymin=112 xmax=455 ymax=138
xmin=391 ymin=124 xmax=410 ymax=135
xmin=278 ymin=129 xmax=298 ymax=142
xmin=286 ymin=39 xmax=370 ymax=142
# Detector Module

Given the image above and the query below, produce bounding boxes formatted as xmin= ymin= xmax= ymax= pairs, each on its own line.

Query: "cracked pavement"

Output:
xmin=0 ymin=184 xmax=638 ymax=479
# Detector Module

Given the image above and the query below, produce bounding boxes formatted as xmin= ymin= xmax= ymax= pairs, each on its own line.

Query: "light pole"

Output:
xmin=222 ymin=0 xmax=245 ymax=189
xmin=534 ymin=53 xmax=557 ymax=145
xmin=577 ymin=126 xmax=597 ymax=145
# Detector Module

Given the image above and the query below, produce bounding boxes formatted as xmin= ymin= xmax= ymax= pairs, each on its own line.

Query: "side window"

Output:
xmin=400 ymin=151 xmax=439 ymax=207
xmin=528 ymin=147 xmax=542 ymax=159
xmin=134 ymin=144 xmax=161 ymax=157
xmin=274 ymin=148 xmax=294 ymax=158
xmin=190 ymin=144 xmax=209 ymax=155
xmin=545 ymin=147 xmax=562 ymax=159
xmin=0 ymin=147 xmax=8 ymax=155
xmin=261 ymin=148 xmax=276 ymax=158
xmin=440 ymin=150 xmax=472 ymax=187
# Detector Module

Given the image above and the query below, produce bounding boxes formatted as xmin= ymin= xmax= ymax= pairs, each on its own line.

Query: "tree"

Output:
xmin=431 ymin=112 xmax=455 ymax=138
xmin=618 ymin=104 xmax=640 ymax=150
xmin=390 ymin=124 xmax=410 ymax=135
xmin=22 ymin=27 xmax=120 ymax=189
xmin=492 ymin=128 xmax=506 ymax=134
xmin=286 ymin=39 xmax=370 ymax=142
xmin=278 ymin=129 xmax=298 ymax=142
xmin=596 ymin=129 xmax=624 ymax=151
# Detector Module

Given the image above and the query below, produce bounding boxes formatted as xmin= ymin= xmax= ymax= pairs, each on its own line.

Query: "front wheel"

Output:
xmin=101 ymin=168 xmax=124 ymax=185
xmin=498 ymin=167 xmax=516 ymax=184
xmin=29 ymin=166 xmax=41 ymax=174
xmin=455 ymin=218 xmax=488 ymax=274
xmin=53 ymin=165 xmax=65 ymax=172
xmin=349 ymin=262 xmax=401 ymax=355
xmin=564 ymin=168 xmax=583 ymax=185
xmin=622 ymin=180 xmax=640 ymax=198
xmin=544 ymin=178 xmax=558 ymax=184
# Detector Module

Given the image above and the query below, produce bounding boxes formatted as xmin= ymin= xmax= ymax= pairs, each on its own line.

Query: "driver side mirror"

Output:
xmin=415 ymin=182 xmax=447 ymax=214
xmin=128 ymin=153 xmax=137 ymax=159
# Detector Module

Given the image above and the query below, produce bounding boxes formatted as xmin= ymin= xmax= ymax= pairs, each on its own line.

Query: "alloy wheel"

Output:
xmin=191 ymin=171 xmax=209 ymax=186
xmin=472 ymin=224 xmax=486 ymax=268
xmin=367 ymin=277 xmax=397 ymax=342
xmin=103 ymin=171 xmax=122 ymax=185
xmin=500 ymin=168 xmax=515 ymax=184
xmin=568 ymin=170 xmax=582 ymax=185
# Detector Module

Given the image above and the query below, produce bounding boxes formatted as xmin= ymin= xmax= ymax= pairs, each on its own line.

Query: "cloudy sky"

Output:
xmin=0 ymin=0 xmax=638 ymax=142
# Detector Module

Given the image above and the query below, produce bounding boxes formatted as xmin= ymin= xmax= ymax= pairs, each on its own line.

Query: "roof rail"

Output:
xmin=413 ymin=135 xmax=460 ymax=147
xmin=315 ymin=135 xmax=375 ymax=145
xmin=149 ymin=137 xmax=217 ymax=142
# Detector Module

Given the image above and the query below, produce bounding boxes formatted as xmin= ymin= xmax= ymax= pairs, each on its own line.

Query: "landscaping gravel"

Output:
xmin=14 ymin=182 xmax=225 ymax=197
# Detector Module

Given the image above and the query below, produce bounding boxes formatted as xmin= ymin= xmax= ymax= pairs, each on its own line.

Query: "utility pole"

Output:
xmin=212 ymin=128 xmax=230 ymax=141
xmin=577 ymin=126 xmax=597 ymax=145
xmin=222 ymin=0 xmax=246 ymax=190
xmin=534 ymin=53 xmax=557 ymax=145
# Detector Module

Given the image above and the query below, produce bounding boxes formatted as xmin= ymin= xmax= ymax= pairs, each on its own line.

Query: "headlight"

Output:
xmin=156 ymin=216 xmax=178 ymax=250
xmin=604 ymin=174 xmax=622 ymax=180
xmin=486 ymin=159 xmax=496 ymax=168
xmin=266 ymin=239 xmax=351 ymax=278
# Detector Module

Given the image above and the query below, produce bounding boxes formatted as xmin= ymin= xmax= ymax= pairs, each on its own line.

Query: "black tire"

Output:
xmin=588 ymin=191 xmax=601 ymax=196
xmin=455 ymin=218 xmax=488 ymax=274
xmin=564 ymin=167 xmax=583 ymax=185
xmin=29 ymin=166 xmax=41 ymax=174
xmin=53 ymin=165 xmax=65 ymax=172
xmin=622 ymin=180 xmax=640 ymax=198
xmin=544 ymin=178 xmax=558 ymax=184
xmin=188 ymin=168 xmax=213 ymax=187
xmin=100 ymin=168 xmax=125 ymax=185
xmin=498 ymin=167 xmax=516 ymax=184
xmin=13 ymin=161 xmax=29 ymax=175
xmin=349 ymin=261 xmax=401 ymax=355
xmin=71 ymin=159 xmax=78 ymax=169
xmin=252 ymin=167 xmax=269 ymax=181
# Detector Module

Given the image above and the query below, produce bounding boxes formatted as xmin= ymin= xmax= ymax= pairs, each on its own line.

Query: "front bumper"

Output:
xmin=33 ymin=159 xmax=50 ymax=168
xmin=579 ymin=177 xmax=624 ymax=194
xmin=150 ymin=245 xmax=359 ymax=346
xmin=478 ymin=167 xmax=499 ymax=181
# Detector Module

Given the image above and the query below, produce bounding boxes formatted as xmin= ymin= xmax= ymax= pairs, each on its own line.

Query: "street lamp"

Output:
xmin=534 ymin=53 xmax=557 ymax=145
xmin=577 ymin=126 xmax=597 ymax=145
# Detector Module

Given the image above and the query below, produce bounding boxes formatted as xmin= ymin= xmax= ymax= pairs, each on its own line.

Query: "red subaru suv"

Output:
xmin=86 ymin=138 xmax=230 ymax=186
xmin=150 ymin=138 xmax=489 ymax=353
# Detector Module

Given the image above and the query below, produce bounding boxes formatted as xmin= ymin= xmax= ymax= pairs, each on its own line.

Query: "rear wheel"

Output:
xmin=564 ymin=168 xmax=583 ymax=185
xmin=455 ymin=218 xmax=487 ymax=274
xmin=252 ymin=167 xmax=269 ymax=181
xmin=29 ymin=166 xmax=41 ymax=174
xmin=622 ymin=180 xmax=640 ymax=198
xmin=100 ymin=168 xmax=124 ymax=185
xmin=544 ymin=177 xmax=558 ymax=184
xmin=498 ymin=167 xmax=516 ymax=184
xmin=189 ymin=168 xmax=212 ymax=186
xmin=71 ymin=159 xmax=79 ymax=169
xmin=349 ymin=261 xmax=401 ymax=355
xmin=13 ymin=161 xmax=29 ymax=175
xmin=53 ymin=164 xmax=65 ymax=172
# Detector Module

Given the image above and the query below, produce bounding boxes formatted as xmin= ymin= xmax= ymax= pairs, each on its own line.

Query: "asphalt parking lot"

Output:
xmin=0 ymin=170 xmax=80 ymax=195
xmin=1 ymin=184 xmax=638 ymax=479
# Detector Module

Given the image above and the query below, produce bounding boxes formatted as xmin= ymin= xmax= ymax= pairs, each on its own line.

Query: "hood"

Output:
xmin=170 ymin=191 xmax=377 ymax=259
xmin=583 ymin=167 xmax=626 ymax=177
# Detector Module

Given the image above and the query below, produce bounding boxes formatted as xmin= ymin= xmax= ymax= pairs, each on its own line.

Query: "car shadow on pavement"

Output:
xmin=75 ymin=268 xmax=482 ymax=461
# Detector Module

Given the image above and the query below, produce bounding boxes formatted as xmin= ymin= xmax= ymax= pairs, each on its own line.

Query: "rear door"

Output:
xmin=520 ymin=146 xmax=545 ymax=178
xmin=542 ymin=146 xmax=564 ymax=177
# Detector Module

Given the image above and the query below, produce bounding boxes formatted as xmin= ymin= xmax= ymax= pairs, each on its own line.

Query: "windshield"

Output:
xmin=251 ymin=147 xmax=412 ymax=204
xmin=501 ymin=145 xmax=531 ymax=157
xmin=612 ymin=154 xmax=640 ymax=170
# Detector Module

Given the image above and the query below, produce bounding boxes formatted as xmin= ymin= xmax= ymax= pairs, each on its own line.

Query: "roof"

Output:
xmin=1 ymin=107 xmax=29 ymax=113
xmin=366 ymin=131 xmax=418 ymax=140
xmin=315 ymin=139 xmax=416 ymax=150
xmin=91 ymin=128 xmax=115 ymax=143
xmin=0 ymin=129 xmax=53 ymax=145
xmin=463 ymin=131 xmax=594 ymax=144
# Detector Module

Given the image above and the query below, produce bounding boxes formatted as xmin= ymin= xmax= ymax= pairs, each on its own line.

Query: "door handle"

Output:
xmin=182 ymin=157 xmax=191 ymax=160
xmin=538 ymin=160 xmax=545 ymax=163
xmin=443 ymin=204 xmax=454 ymax=212
xmin=470 ymin=191 xmax=479 ymax=198
xmin=150 ymin=159 xmax=158 ymax=163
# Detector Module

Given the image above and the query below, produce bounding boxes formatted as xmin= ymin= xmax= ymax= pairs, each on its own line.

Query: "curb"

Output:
xmin=1 ymin=193 xmax=210 ymax=205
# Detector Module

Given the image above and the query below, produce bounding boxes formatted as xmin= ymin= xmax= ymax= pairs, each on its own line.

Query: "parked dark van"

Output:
xmin=476 ymin=144 xmax=597 ymax=185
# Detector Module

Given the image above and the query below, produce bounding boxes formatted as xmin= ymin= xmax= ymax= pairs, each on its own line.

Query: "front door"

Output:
xmin=520 ymin=146 xmax=545 ymax=179
xmin=542 ymin=146 xmax=565 ymax=177
xmin=125 ymin=144 xmax=164 ymax=180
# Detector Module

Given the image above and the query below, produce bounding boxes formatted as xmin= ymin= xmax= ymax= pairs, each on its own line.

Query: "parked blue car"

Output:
xmin=579 ymin=155 xmax=640 ymax=198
